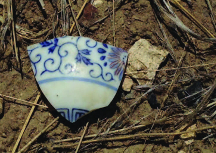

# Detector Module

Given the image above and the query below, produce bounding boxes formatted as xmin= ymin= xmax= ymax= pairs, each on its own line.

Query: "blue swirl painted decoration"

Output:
xmin=27 ymin=36 xmax=128 ymax=123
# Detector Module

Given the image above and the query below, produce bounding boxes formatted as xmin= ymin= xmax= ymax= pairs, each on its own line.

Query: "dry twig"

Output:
xmin=8 ymin=0 xmax=19 ymax=63
xmin=68 ymin=0 xmax=82 ymax=36
xmin=18 ymin=117 xmax=59 ymax=153
xmin=53 ymin=124 xmax=216 ymax=149
xmin=169 ymin=0 xmax=215 ymax=38
xmin=0 ymin=94 xmax=48 ymax=109
xmin=70 ymin=0 xmax=89 ymax=34
xmin=38 ymin=0 xmax=45 ymax=9
xmin=12 ymin=93 xmax=41 ymax=153
xmin=153 ymin=0 xmax=177 ymax=63
xmin=178 ymin=79 xmax=216 ymax=127
xmin=54 ymin=117 xmax=167 ymax=143
xmin=205 ymin=0 xmax=216 ymax=31
xmin=126 ymin=62 xmax=216 ymax=74
xmin=75 ymin=122 xmax=89 ymax=153
xmin=112 ymin=0 xmax=116 ymax=46
xmin=161 ymin=51 xmax=187 ymax=107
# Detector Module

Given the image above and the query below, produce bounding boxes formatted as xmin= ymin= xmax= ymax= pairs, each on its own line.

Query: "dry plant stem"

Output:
xmin=18 ymin=117 xmax=59 ymax=153
xmin=205 ymin=0 xmax=216 ymax=31
xmin=0 ymin=94 xmax=48 ymax=109
xmin=16 ymin=24 xmax=50 ymax=40
xmin=75 ymin=122 xmax=89 ymax=153
xmin=193 ymin=80 xmax=216 ymax=115
xmin=39 ymin=0 xmax=45 ymax=9
xmin=54 ymin=116 xmax=167 ymax=143
xmin=153 ymin=0 xmax=177 ymax=63
xmin=12 ymin=93 xmax=41 ymax=153
xmin=169 ymin=0 xmax=215 ymax=38
xmin=69 ymin=0 xmax=82 ymax=36
xmin=88 ymin=2 xmax=123 ymax=29
xmin=161 ymin=51 xmax=187 ymax=107
xmin=106 ymin=88 xmax=154 ymax=133
xmin=179 ymin=79 xmax=216 ymax=127
xmin=53 ymin=124 xmax=216 ymax=148
xmin=69 ymin=0 xmax=89 ymax=34
xmin=112 ymin=0 xmax=115 ymax=46
xmin=179 ymin=87 xmax=210 ymax=102
xmin=9 ymin=0 xmax=19 ymax=62
xmin=126 ymin=62 xmax=216 ymax=74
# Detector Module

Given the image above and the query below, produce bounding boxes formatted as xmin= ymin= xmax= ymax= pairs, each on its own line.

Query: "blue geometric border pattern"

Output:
xmin=56 ymin=108 xmax=70 ymax=121
xmin=57 ymin=108 xmax=89 ymax=123
xmin=38 ymin=77 xmax=118 ymax=91
xmin=72 ymin=108 xmax=89 ymax=123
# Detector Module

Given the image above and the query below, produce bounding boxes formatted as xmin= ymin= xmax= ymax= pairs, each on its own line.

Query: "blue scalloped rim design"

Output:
xmin=57 ymin=108 xmax=89 ymax=123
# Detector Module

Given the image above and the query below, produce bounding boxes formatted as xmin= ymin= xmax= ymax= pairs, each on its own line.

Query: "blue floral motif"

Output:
xmin=75 ymin=49 xmax=93 ymax=65
xmin=28 ymin=36 xmax=128 ymax=83
xmin=40 ymin=38 xmax=59 ymax=54
xmin=89 ymin=63 xmax=114 ymax=82
xmin=98 ymin=48 xmax=106 ymax=54
xmin=108 ymin=47 xmax=128 ymax=80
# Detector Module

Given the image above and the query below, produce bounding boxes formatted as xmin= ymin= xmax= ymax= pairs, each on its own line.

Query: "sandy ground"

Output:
xmin=1 ymin=0 xmax=216 ymax=152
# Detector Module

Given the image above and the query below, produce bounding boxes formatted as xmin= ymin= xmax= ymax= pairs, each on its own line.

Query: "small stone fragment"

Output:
xmin=1 ymin=133 xmax=6 ymax=138
xmin=93 ymin=0 xmax=103 ymax=7
xmin=122 ymin=77 xmax=133 ymax=92
xmin=127 ymin=39 xmax=168 ymax=85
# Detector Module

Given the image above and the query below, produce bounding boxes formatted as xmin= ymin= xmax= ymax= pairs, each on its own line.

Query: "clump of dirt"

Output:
xmin=1 ymin=0 xmax=216 ymax=152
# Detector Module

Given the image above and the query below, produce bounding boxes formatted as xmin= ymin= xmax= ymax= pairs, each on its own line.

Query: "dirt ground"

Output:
xmin=1 ymin=0 xmax=216 ymax=152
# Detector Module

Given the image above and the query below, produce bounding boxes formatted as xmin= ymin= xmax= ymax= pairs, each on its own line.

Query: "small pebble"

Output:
xmin=1 ymin=133 xmax=6 ymax=138
xmin=122 ymin=77 xmax=133 ymax=92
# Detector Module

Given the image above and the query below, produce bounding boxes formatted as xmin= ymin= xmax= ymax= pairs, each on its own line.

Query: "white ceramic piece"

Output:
xmin=27 ymin=36 xmax=128 ymax=123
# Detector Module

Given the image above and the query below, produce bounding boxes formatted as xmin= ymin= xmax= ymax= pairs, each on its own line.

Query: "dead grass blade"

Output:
xmin=75 ymin=122 xmax=89 ymax=153
xmin=161 ymin=51 xmax=187 ymax=107
xmin=0 ymin=93 xmax=48 ymax=109
xmin=169 ymin=0 xmax=215 ymax=39
xmin=15 ymin=24 xmax=50 ymax=40
xmin=178 ymin=79 xmax=216 ymax=128
xmin=18 ymin=117 xmax=59 ymax=153
xmin=153 ymin=0 xmax=177 ymax=63
xmin=105 ymin=88 xmax=154 ymax=133
xmin=126 ymin=62 xmax=216 ymax=74
xmin=112 ymin=0 xmax=116 ymax=46
xmin=155 ymin=0 xmax=216 ymax=42
xmin=61 ymin=0 xmax=69 ymax=35
xmin=205 ymin=0 xmax=216 ymax=32
xmin=68 ymin=0 xmax=82 ymax=36
xmin=53 ymin=124 xmax=216 ymax=149
xmin=8 ymin=0 xmax=19 ymax=62
xmin=70 ymin=0 xmax=89 ymax=34
xmin=38 ymin=0 xmax=45 ymax=9
xmin=12 ymin=93 xmax=40 ymax=153
xmin=54 ymin=117 xmax=167 ymax=143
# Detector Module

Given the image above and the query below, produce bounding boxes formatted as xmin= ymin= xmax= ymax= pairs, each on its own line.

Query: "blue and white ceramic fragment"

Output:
xmin=27 ymin=36 xmax=128 ymax=123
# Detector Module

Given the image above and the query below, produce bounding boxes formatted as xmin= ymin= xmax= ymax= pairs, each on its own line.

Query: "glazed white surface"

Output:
xmin=27 ymin=36 xmax=128 ymax=122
